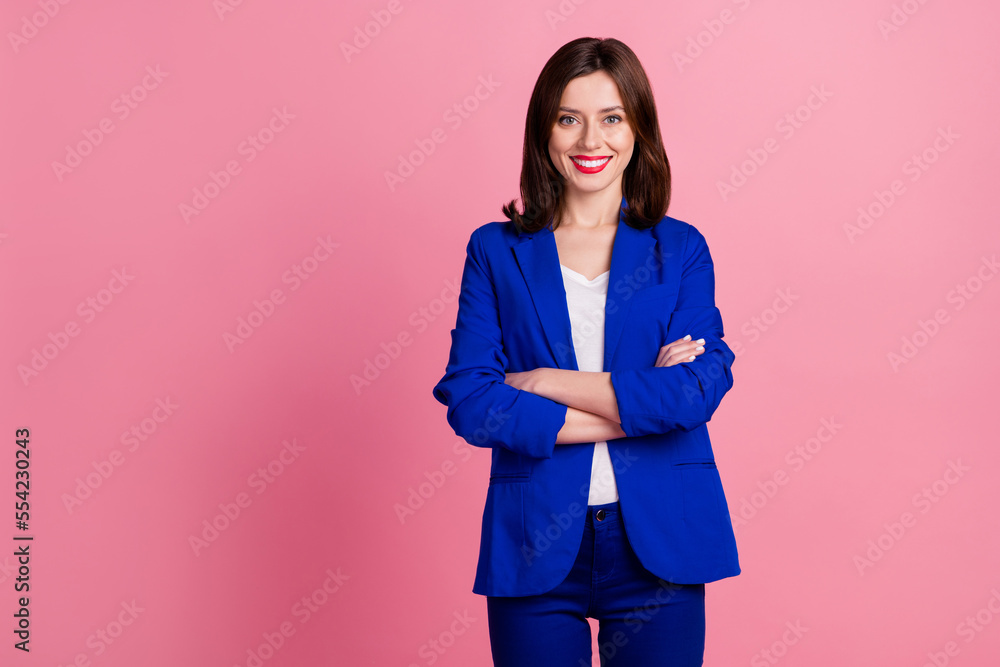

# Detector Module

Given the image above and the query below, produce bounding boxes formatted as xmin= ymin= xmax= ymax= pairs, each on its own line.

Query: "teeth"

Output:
xmin=572 ymin=157 xmax=609 ymax=168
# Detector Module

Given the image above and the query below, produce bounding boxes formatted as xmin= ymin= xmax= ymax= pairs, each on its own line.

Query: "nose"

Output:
xmin=580 ymin=120 xmax=602 ymax=151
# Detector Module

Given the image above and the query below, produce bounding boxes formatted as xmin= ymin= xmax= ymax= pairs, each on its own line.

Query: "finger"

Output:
xmin=670 ymin=346 xmax=704 ymax=366
xmin=658 ymin=341 xmax=703 ymax=359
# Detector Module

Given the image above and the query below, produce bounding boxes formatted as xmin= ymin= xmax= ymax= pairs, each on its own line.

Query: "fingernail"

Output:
xmin=684 ymin=335 xmax=691 ymax=340
xmin=696 ymin=338 xmax=705 ymax=344
xmin=696 ymin=346 xmax=704 ymax=352
xmin=688 ymin=355 xmax=696 ymax=361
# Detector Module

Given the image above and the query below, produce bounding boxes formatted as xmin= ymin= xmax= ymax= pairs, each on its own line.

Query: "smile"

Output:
xmin=571 ymin=155 xmax=611 ymax=173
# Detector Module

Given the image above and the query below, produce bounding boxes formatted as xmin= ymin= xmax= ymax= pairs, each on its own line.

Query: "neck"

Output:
xmin=554 ymin=186 xmax=623 ymax=230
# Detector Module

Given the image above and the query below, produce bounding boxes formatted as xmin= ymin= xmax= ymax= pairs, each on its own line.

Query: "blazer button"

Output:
xmin=595 ymin=509 xmax=606 ymax=521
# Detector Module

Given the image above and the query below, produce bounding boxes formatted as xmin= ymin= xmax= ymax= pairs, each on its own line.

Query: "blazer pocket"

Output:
xmin=489 ymin=471 xmax=530 ymax=485
xmin=672 ymin=458 xmax=717 ymax=468
xmin=489 ymin=449 xmax=531 ymax=484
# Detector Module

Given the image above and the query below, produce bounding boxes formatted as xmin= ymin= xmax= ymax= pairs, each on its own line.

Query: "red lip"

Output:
xmin=570 ymin=155 xmax=612 ymax=174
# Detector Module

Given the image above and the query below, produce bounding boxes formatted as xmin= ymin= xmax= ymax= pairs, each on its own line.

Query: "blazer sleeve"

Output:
xmin=432 ymin=226 xmax=568 ymax=460
xmin=609 ymin=224 xmax=735 ymax=438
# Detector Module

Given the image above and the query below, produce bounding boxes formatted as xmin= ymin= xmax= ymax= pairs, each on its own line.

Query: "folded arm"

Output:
xmin=505 ymin=225 xmax=734 ymax=440
xmin=505 ymin=368 xmax=620 ymax=423
xmin=431 ymin=228 xmax=568 ymax=460
xmin=610 ymin=226 xmax=735 ymax=437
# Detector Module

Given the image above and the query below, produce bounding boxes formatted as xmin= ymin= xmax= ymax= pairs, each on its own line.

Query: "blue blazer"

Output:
xmin=432 ymin=197 xmax=740 ymax=597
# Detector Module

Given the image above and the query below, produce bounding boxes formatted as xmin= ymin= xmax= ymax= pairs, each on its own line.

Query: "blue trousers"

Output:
xmin=486 ymin=501 xmax=705 ymax=666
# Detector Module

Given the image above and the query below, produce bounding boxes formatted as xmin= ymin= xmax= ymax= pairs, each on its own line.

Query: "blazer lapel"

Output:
xmin=604 ymin=217 xmax=657 ymax=370
xmin=511 ymin=196 xmax=660 ymax=372
xmin=512 ymin=224 xmax=578 ymax=370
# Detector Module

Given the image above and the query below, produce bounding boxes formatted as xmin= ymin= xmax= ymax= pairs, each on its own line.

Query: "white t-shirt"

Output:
xmin=560 ymin=264 xmax=619 ymax=505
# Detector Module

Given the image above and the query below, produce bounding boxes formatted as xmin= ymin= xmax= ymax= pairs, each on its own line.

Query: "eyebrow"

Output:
xmin=558 ymin=105 xmax=625 ymax=114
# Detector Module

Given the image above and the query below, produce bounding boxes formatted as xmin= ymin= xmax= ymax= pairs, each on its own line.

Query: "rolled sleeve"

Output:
xmin=609 ymin=226 xmax=735 ymax=438
xmin=431 ymin=227 xmax=568 ymax=459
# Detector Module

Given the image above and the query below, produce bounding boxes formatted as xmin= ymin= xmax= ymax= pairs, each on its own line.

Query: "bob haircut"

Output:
xmin=502 ymin=37 xmax=672 ymax=234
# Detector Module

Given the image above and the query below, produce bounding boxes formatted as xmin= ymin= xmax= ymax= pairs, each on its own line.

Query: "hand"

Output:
xmin=655 ymin=335 xmax=705 ymax=367
xmin=504 ymin=368 xmax=542 ymax=392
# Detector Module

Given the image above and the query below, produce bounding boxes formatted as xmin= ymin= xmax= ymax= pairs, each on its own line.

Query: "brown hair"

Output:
xmin=502 ymin=37 xmax=671 ymax=234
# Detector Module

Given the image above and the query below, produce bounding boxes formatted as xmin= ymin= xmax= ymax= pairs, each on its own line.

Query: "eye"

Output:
xmin=558 ymin=114 xmax=623 ymax=126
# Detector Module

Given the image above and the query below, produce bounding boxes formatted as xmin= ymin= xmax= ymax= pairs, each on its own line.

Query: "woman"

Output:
xmin=432 ymin=37 xmax=740 ymax=666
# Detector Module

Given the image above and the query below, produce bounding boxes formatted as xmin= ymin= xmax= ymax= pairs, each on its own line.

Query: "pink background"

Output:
xmin=2 ymin=1 xmax=999 ymax=665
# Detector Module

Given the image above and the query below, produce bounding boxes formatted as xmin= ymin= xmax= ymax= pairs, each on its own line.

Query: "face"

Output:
xmin=547 ymin=69 xmax=636 ymax=197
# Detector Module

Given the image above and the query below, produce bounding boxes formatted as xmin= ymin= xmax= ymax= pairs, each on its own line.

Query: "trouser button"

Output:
xmin=595 ymin=509 xmax=606 ymax=521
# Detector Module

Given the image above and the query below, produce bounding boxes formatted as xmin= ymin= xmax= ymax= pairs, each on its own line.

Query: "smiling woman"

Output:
xmin=432 ymin=36 xmax=739 ymax=667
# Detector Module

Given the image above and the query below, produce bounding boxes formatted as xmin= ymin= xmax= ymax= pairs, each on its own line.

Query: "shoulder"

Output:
xmin=471 ymin=219 xmax=521 ymax=241
xmin=648 ymin=214 xmax=711 ymax=255
xmin=465 ymin=220 xmax=523 ymax=254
